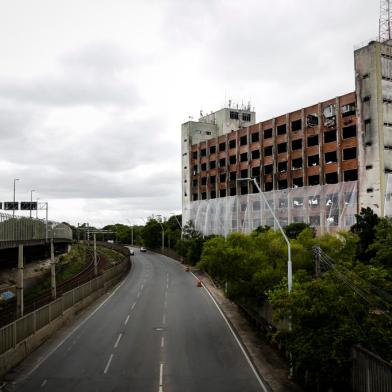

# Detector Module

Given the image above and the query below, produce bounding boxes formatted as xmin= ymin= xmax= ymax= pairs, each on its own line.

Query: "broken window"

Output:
xmin=230 ymin=188 xmax=236 ymax=196
xmin=306 ymin=114 xmax=319 ymax=127
xmin=308 ymin=155 xmax=319 ymax=166
xmin=309 ymin=175 xmax=320 ymax=185
xmin=210 ymin=176 xmax=216 ymax=184
xmin=343 ymin=147 xmax=357 ymax=160
xmin=201 ymin=192 xmax=207 ymax=200
xmin=251 ymin=149 xmax=260 ymax=160
xmin=343 ymin=125 xmax=357 ymax=139
xmin=293 ymin=177 xmax=303 ymax=188
xmin=219 ymin=158 xmax=226 ymax=167
xmin=241 ymin=169 xmax=248 ymax=178
xmin=309 ymin=195 xmax=320 ymax=207
xmin=201 ymin=163 xmax=207 ymax=171
xmin=278 ymin=161 xmax=287 ymax=172
xmin=292 ymin=119 xmax=302 ymax=132
xmin=309 ymin=215 xmax=320 ymax=226
xmin=220 ymin=173 xmax=226 ymax=182
xmin=324 ymin=104 xmax=336 ymax=118
xmin=220 ymin=189 xmax=226 ymax=197
xmin=341 ymin=103 xmax=356 ymax=117
xmin=278 ymin=180 xmax=288 ymax=189
xmin=240 ymin=135 xmax=248 ymax=146
xmin=324 ymin=130 xmax=336 ymax=143
xmin=240 ymin=152 xmax=248 ymax=162
xmin=292 ymin=139 xmax=302 ymax=150
xmin=264 ymin=128 xmax=273 ymax=139
xmin=264 ymin=146 xmax=273 ymax=156
xmin=264 ymin=164 xmax=273 ymax=174
xmin=251 ymin=181 xmax=259 ymax=193
xmin=251 ymin=166 xmax=260 ymax=177
xmin=193 ymin=193 xmax=198 ymax=201
xmin=229 ymin=140 xmax=236 ymax=149
xmin=265 ymin=182 xmax=273 ymax=191
xmin=307 ymin=135 xmax=319 ymax=147
xmin=293 ymin=197 xmax=304 ymax=208
xmin=326 ymin=172 xmax=338 ymax=184
xmin=230 ymin=111 xmax=239 ymax=120
xmin=292 ymin=157 xmax=303 ymax=169
xmin=192 ymin=179 xmax=197 ymax=187
xmin=278 ymin=143 xmax=287 ymax=153
xmin=242 ymin=113 xmax=251 ymax=121
xmin=193 ymin=165 xmax=198 ymax=174
xmin=325 ymin=151 xmax=337 ymax=164
xmin=201 ymin=177 xmax=207 ymax=185
xmin=277 ymin=124 xmax=287 ymax=135
xmin=251 ymin=132 xmax=259 ymax=143
xmin=219 ymin=142 xmax=226 ymax=151
xmin=229 ymin=155 xmax=236 ymax=164
xmin=209 ymin=145 xmax=216 ymax=154
xmin=229 ymin=171 xmax=236 ymax=180
xmin=201 ymin=149 xmax=206 ymax=157
xmin=344 ymin=169 xmax=358 ymax=181
xmin=210 ymin=191 xmax=216 ymax=199
xmin=192 ymin=151 xmax=198 ymax=159
xmin=210 ymin=161 xmax=216 ymax=169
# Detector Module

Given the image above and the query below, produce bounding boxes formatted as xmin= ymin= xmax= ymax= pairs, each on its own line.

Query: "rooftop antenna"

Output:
xmin=379 ymin=0 xmax=392 ymax=42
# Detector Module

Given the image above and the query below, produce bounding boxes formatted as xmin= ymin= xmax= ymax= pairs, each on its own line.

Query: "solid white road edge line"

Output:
xmin=104 ymin=354 xmax=114 ymax=374
xmin=190 ymin=272 xmax=269 ymax=392
xmin=158 ymin=363 xmax=164 ymax=392
xmin=20 ymin=278 xmax=127 ymax=381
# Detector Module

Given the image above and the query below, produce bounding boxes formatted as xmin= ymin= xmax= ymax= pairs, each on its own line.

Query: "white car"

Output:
xmin=140 ymin=247 xmax=147 ymax=252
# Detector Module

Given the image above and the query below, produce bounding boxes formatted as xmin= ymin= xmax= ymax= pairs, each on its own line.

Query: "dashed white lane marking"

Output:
xmin=124 ymin=315 xmax=130 ymax=325
xmin=104 ymin=354 xmax=114 ymax=374
xmin=158 ymin=363 xmax=164 ymax=392
xmin=141 ymin=284 xmax=144 ymax=290
xmin=162 ymin=314 xmax=166 ymax=325
xmin=190 ymin=272 xmax=269 ymax=392
xmin=164 ymin=299 xmax=167 ymax=309
xmin=41 ymin=379 xmax=47 ymax=387
xmin=161 ymin=337 xmax=165 ymax=348
xmin=137 ymin=291 xmax=141 ymax=298
xmin=114 ymin=333 xmax=123 ymax=348
xmin=166 ymin=283 xmax=169 ymax=289
xmin=131 ymin=302 xmax=136 ymax=310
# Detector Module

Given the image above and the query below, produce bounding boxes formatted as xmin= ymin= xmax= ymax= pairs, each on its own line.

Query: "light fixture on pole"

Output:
xmin=30 ymin=189 xmax=36 ymax=218
xmin=13 ymin=178 xmax=20 ymax=218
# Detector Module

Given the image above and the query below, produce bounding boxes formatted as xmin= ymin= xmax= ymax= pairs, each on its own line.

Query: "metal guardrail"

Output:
xmin=0 ymin=212 xmax=72 ymax=245
xmin=0 ymin=259 xmax=128 ymax=355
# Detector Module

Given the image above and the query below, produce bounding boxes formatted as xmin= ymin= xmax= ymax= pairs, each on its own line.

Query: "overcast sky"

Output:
xmin=0 ymin=0 xmax=377 ymax=227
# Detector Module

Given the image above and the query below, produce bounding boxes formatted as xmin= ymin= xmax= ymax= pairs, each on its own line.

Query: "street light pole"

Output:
xmin=238 ymin=178 xmax=292 ymax=293
xmin=156 ymin=215 xmax=165 ymax=252
xmin=30 ymin=189 xmax=35 ymax=218
xmin=13 ymin=178 xmax=20 ymax=218
xmin=170 ymin=213 xmax=183 ymax=240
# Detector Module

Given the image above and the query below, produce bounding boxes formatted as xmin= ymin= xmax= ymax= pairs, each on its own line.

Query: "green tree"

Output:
xmin=284 ymin=222 xmax=315 ymax=239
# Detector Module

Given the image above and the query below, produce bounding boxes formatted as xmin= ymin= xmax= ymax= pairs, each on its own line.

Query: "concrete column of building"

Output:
xmin=336 ymin=96 xmax=342 ymax=183
xmin=318 ymin=103 xmax=325 ymax=184
xmin=301 ymin=109 xmax=307 ymax=186
xmin=16 ymin=244 xmax=24 ymax=318
xmin=258 ymin=122 xmax=262 ymax=187
xmin=50 ymin=238 xmax=56 ymax=299
xmin=260 ymin=123 xmax=265 ymax=190
xmin=286 ymin=114 xmax=292 ymax=225
xmin=272 ymin=118 xmax=277 ymax=191
xmin=236 ymin=132 xmax=240 ymax=196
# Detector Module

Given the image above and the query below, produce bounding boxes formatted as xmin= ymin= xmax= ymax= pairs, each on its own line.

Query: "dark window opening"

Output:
xmin=209 ymin=145 xmax=216 ymax=154
xmin=292 ymin=139 xmax=302 ymax=150
xmin=264 ymin=164 xmax=273 ymax=174
xmin=277 ymin=143 xmax=287 ymax=153
xmin=343 ymin=125 xmax=357 ymax=139
xmin=309 ymin=175 xmax=320 ymax=185
xmin=220 ymin=173 xmax=226 ymax=182
xmin=366 ymin=165 xmax=373 ymax=170
xmin=265 ymin=182 xmax=273 ymax=192
xmin=278 ymin=161 xmax=287 ymax=172
xmin=229 ymin=171 xmax=236 ymax=180
xmin=242 ymin=113 xmax=251 ymax=122
xmin=201 ymin=177 xmax=207 ymax=185
xmin=363 ymin=96 xmax=371 ymax=102
xmin=344 ymin=169 xmax=358 ymax=181
xmin=326 ymin=172 xmax=338 ymax=184
xmin=241 ymin=169 xmax=248 ymax=178
xmin=229 ymin=139 xmax=236 ymax=149
xmin=210 ymin=191 xmax=216 ymax=199
xmin=325 ymin=151 xmax=337 ymax=164
xmin=278 ymin=180 xmax=288 ymax=190
xmin=293 ymin=177 xmax=303 ymax=188
xmin=343 ymin=147 xmax=357 ymax=160
xmin=251 ymin=166 xmax=260 ymax=177
xmin=277 ymin=124 xmax=287 ymax=135
xmin=240 ymin=152 xmax=248 ymax=162
xmin=307 ymin=135 xmax=319 ymax=147
xmin=366 ymin=141 xmax=372 ymax=147
xmin=251 ymin=150 xmax=260 ymax=160
xmin=308 ymin=155 xmax=319 ymax=166
xmin=251 ymin=182 xmax=259 ymax=193
xmin=229 ymin=155 xmax=236 ymax=164
xmin=210 ymin=176 xmax=216 ymax=184
xmin=241 ymin=186 xmax=248 ymax=195
xmin=251 ymin=133 xmax=259 ymax=143
xmin=230 ymin=111 xmax=239 ymax=120
xmin=192 ymin=179 xmax=197 ymax=187
xmin=193 ymin=165 xmax=198 ymax=173
xmin=240 ymin=135 xmax=247 ymax=146
xmin=292 ymin=119 xmax=302 ymax=132
xmin=386 ymin=168 xmax=392 ymax=173
xmin=324 ymin=130 xmax=336 ymax=143
xmin=193 ymin=193 xmax=198 ymax=201
xmin=219 ymin=158 xmax=226 ymax=167
xmin=201 ymin=192 xmax=207 ymax=200
xmin=192 ymin=151 xmax=198 ymax=159
xmin=264 ymin=128 xmax=272 ymax=139
xmin=219 ymin=142 xmax=226 ymax=151
xmin=230 ymin=187 xmax=236 ymax=196
xmin=306 ymin=114 xmax=319 ymax=127
xmin=210 ymin=161 xmax=216 ymax=169
xmin=201 ymin=149 xmax=206 ymax=157
xmin=363 ymin=73 xmax=369 ymax=79
xmin=220 ymin=189 xmax=226 ymax=197
xmin=264 ymin=146 xmax=273 ymax=156
xmin=292 ymin=157 xmax=303 ymax=169
xmin=201 ymin=163 xmax=207 ymax=171
xmin=367 ymin=188 xmax=373 ymax=193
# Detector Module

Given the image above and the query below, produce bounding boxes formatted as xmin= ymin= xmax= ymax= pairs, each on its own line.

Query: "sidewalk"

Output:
xmin=193 ymin=269 xmax=302 ymax=392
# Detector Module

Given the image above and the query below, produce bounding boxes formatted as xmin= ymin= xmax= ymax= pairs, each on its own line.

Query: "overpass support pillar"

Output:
xmin=16 ymin=244 xmax=24 ymax=318
xmin=51 ymin=238 xmax=56 ymax=299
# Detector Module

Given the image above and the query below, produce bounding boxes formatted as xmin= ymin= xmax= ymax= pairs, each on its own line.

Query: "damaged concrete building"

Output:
xmin=181 ymin=40 xmax=392 ymax=236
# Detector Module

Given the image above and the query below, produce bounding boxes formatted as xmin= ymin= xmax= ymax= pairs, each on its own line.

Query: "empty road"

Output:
xmin=10 ymin=250 xmax=268 ymax=392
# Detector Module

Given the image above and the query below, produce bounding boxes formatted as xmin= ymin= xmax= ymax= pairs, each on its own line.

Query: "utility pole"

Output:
xmin=13 ymin=178 xmax=19 ymax=218
xmin=50 ymin=238 xmax=56 ymax=298
xmin=16 ymin=244 xmax=24 ymax=318
xmin=93 ymin=233 xmax=98 ymax=276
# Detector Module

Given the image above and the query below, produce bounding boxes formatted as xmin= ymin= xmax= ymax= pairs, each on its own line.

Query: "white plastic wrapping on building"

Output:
xmin=185 ymin=181 xmax=358 ymax=237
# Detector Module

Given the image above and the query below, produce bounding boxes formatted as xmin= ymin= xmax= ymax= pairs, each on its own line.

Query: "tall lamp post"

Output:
xmin=156 ymin=215 xmax=165 ymax=252
xmin=237 ymin=178 xmax=292 ymax=293
xmin=30 ymin=189 xmax=36 ymax=218
xmin=13 ymin=178 xmax=20 ymax=218
xmin=170 ymin=213 xmax=183 ymax=240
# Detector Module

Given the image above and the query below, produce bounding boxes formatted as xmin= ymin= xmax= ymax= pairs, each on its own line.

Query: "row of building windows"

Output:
xmin=192 ymin=125 xmax=357 ymax=160
xmin=230 ymin=111 xmax=252 ymax=121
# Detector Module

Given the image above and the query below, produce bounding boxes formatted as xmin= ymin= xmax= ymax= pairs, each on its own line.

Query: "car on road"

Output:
xmin=140 ymin=247 xmax=147 ymax=252
xmin=129 ymin=249 xmax=134 ymax=255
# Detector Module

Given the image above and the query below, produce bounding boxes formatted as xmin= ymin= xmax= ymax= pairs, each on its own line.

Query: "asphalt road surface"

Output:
xmin=10 ymin=250 xmax=269 ymax=392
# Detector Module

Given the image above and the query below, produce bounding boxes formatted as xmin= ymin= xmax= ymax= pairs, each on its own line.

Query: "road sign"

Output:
xmin=4 ymin=202 xmax=18 ymax=210
xmin=20 ymin=202 xmax=37 ymax=210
